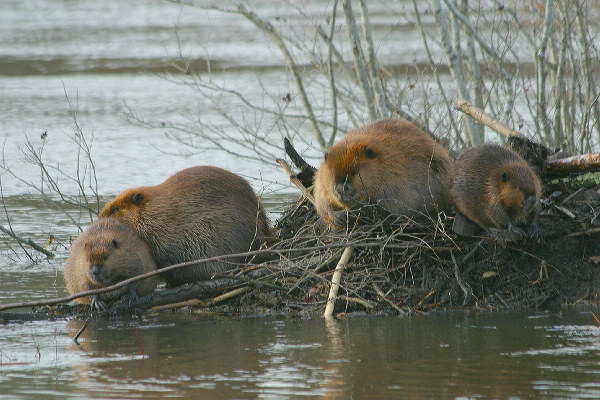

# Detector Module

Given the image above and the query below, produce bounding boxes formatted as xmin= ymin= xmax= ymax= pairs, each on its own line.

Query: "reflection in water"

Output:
xmin=0 ymin=313 xmax=599 ymax=398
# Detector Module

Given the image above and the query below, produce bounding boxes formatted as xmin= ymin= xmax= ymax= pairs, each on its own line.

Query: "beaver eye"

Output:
xmin=131 ymin=192 xmax=144 ymax=206
xmin=112 ymin=239 xmax=119 ymax=249
xmin=110 ymin=206 xmax=120 ymax=215
xmin=364 ymin=146 xmax=374 ymax=159
xmin=501 ymin=172 xmax=509 ymax=182
xmin=323 ymin=152 xmax=329 ymax=161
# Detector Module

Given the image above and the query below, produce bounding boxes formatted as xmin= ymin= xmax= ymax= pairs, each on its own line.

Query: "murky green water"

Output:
xmin=2 ymin=1 xmax=600 ymax=398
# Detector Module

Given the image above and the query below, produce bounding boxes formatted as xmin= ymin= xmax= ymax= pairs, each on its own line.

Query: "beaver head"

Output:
xmin=83 ymin=237 xmax=127 ymax=286
xmin=494 ymin=163 xmax=541 ymax=222
xmin=99 ymin=189 xmax=148 ymax=229
xmin=321 ymin=140 xmax=382 ymax=207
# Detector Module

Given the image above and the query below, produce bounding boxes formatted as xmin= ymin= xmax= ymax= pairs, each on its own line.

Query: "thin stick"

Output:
xmin=455 ymin=98 xmax=524 ymax=139
xmin=72 ymin=318 xmax=89 ymax=343
xmin=0 ymin=242 xmax=390 ymax=312
xmin=372 ymin=283 xmax=406 ymax=315
xmin=0 ymin=224 xmax=55 ymax=258
xmin=323 ymin=246 xmax=354 ymax=318
xmin=236 ymin=4 xmax=326 ymax=149
xmin=276 ymin=158 xmax=316 ymax=205
xmin=150 ymin=286 xmax=250 ymax=311
xmin=451 ymin=251 xmax=472 ymax=306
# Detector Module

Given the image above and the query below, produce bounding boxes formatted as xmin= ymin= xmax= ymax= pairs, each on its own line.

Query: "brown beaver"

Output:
xmin=64 ymin=218 xmax=158 ymax=310
xmin=313 ymin=119 xmax=452 ymax=229
xmin=449 ymin=143 xmax=542 ymax=237
xmin=99 ymin=166 xmax=271 ymax=286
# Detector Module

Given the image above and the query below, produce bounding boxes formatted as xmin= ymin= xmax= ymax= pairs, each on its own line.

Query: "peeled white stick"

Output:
xmin=323 ymin=247 xmax=354 ymax=318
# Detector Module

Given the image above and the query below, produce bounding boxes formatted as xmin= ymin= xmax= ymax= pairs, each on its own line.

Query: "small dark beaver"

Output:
xmin=450 ymin=143 xmax=542 ymax=237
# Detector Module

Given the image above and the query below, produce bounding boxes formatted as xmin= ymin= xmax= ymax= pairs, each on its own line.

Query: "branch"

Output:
xmin=455 ymin=98 xmax=524 ymax=139
xmin=342 ymin=0 xmax=377 ymax=121
xmin=0 ymin=225 xmax=55 ymax=259
xmin=236 ymin=4 xmax=327 ymax=149
xmin=323 ymin=246 xmax=354 ymax=318
xmin=545 ymin=152 xmax=600 ymax=177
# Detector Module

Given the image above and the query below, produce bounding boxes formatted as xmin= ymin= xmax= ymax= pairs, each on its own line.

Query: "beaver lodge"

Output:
xmin=1 ymin=133 xmax=599 ymax=324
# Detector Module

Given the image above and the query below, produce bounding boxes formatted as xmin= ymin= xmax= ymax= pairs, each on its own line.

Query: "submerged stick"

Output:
xmin=0 ymin=224 xmax=55 ymax=258
xmin=150 ymin=286 xmax=251 ymax=311
xmin=323 ymin=246 xmax=354 ymax=318
xmin=455 ymin=98 xmax=524 ymax=139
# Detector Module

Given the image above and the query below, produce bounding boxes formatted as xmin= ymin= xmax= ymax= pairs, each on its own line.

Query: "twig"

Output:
xmin=324 ymin=246 xmax=354 ymax=318
xmin=450 ymin=251 xmax=472 ymax=306
xmin=276 ymin=159 xmax=316 ymax=205
xmin=562 ymin=227 xmax=600 ymax=239
xmin=372 ymin=283 xmax=406 ymax=315
xmin=72 ymin=318 xmax=89 ymax=343
xmin=338 ymin=295 xmax=375 ymax=309
xmin=358 ymin=0 xmax=388 ymax=118
xmin=0 ymin=241 xmax=392 ymax=312
xmin=342 ymin=0 xmax=377 ymax=121
xmin=0 ymin=224 xmax=55 ymax=259
xmin=150 ymin=286 xmax=251 ymax=311
xmin=433 ymin=0 xmax=481 ymax=145
xmin=236 ymin=4 xmax=326 ymax=149
xmin=455 ymin=98 xmax=524 ymax=139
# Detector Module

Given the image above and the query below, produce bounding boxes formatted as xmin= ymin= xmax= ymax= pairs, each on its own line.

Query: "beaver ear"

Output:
xmin=131 ymin=192 xmax=144 ymax=206
xmin=501 ymin=171 xmax=509 ymax=182
xmin=364 ymin=146 xmax=375 ymax=159
xmin=112 ymin=239 xmax=119 ymax=249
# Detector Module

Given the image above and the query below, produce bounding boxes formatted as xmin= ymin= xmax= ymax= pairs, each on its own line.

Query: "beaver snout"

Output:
xmin=335 ymin=182 xmax=356 ymax=204
xmin=91 ymin=263 xmax=107 ymax=283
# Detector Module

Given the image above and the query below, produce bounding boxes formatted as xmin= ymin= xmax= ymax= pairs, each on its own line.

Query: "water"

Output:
xmin=2 ymin=1 xmax=600 ymax=398
xmin=1 ymin=312 xmax=600 ymax=399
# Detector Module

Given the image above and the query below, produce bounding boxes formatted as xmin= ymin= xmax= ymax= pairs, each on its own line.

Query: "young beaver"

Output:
xmin=313 ymin=119 xmax=452 ymax=230
xmin=99 ymin=166 xmax=271 ymax=286
xmin=450 ymin=143 xmax=542 ymax=237
xmin=64 ymin=218 xmax=158 ymax=310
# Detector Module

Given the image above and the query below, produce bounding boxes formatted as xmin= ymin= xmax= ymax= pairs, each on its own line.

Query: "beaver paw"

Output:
xmin=507 ymin=223 xmax=526 ymax=237
xmin=91 ymin=295 xmax=108 ymax=312
xmin=528 ymin=222 xmax=542 ymax=241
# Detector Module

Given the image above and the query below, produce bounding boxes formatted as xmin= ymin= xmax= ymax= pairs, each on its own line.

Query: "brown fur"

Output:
xmin=450 ymin=143 xmax=542 ymax=235
xmin=313 ymin=119 xmax=452 ymax=229
xmin=64 ymin=218 xmax=157 ymax=309
xmin=99 ymin=166 xmax=271 ymax=286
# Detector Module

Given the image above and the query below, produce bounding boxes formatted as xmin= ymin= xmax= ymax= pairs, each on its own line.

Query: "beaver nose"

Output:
xmin=91 ymin=264 xmax=103 ymax=279
xmin=335 ymin=182 xmax=355 ymax=198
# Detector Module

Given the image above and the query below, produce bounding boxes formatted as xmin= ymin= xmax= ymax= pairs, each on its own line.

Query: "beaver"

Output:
xmin=99 ymin=166 xmax=271 ymax=286
xmin=313 ymin=119 xmax=452 ymax=229
xmin=449 ymin=143 xmax=542 ymax=238
xmin=64 ymin=218 xmax=158 ymax=310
